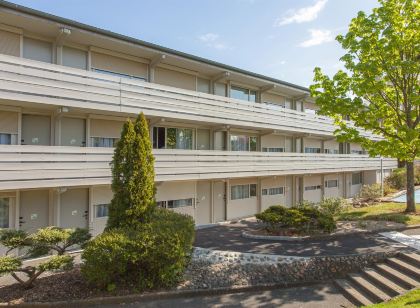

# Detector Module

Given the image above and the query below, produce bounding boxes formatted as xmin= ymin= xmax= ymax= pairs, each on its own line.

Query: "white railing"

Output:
xmin=0 ymin=145 xmax=397 ymax=190
xmin=0 ymin=54 xmax=377 ymax=139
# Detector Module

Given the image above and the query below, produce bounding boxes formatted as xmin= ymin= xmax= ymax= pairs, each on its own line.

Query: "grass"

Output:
xmin=338 ymin=202 xmax=420 ymax=225
xmin=362 ymin=288 xmax=420 ymax=307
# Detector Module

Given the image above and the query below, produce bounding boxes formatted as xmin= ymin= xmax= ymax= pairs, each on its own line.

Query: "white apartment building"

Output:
xmin=0 ymin=1 xmax=396 ymax=240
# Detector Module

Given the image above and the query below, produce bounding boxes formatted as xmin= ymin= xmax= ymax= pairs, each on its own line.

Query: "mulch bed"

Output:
xmin=0 ymin=267 xmax=158 ymax=304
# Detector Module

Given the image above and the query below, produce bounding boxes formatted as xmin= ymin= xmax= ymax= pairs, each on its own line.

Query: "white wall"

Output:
xmin=261 ymin=176 xmax=286 ymax=211
xmin=303 ymin=175 xmax=322 ymax=203
xmin=156 ymin=181 xmax=196 ymax=217
xmin=228 ymin=178 xmax=258 ymax=220
xmin=324 ymin=173 xmax=341 ymax=198
xmin=91 ymin=185 xmax=113 ymax=236
xmin=260 ymin=134 xmax=285 ymax=150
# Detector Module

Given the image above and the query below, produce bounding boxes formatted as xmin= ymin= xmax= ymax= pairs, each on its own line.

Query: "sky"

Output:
xmin=8 ymin=0 xmax=379 ymax=87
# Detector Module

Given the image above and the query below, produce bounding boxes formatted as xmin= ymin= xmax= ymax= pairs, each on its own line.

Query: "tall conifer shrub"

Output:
xmin=106 ymin=113 xmax=156 ymax=229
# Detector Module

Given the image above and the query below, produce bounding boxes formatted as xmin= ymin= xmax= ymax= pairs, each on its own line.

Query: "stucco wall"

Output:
xmin=228 ymin=178 xmax=258 ymax=220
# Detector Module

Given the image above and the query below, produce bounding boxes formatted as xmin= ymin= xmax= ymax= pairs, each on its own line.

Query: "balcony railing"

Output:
xmin=0 ymin=145 xmax=397 ymax=190
xmin=0 ymin=54 xmax=377 ymax=139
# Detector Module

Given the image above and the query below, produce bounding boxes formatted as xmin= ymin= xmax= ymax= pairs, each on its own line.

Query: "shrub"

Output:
xmin=256 ymin=204 xmax=336 ymax=234
xmin=0 ymin=227 xmax=89 ymax=288
xmin=318 ymin=198 xmax=348 ymax=217
xmin=107 ymin=113 xmax=156 ymax=229
xmin=385 ymin=165 xmax=420 ymax=190
xmin=356 ymin=184 xmax=382 ymax=202
xmin=82 ymin=208 xmax=195 ymax=290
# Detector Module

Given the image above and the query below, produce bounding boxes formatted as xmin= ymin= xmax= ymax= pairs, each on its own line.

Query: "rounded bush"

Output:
xmin=82 ymin=208 xmax=195 ymax=290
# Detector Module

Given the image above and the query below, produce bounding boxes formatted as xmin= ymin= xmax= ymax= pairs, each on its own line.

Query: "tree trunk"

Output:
xmin=398 ymin=159 xmax=406 ymax=168
xmin=405 ymin=161 xmax=416 ymax=213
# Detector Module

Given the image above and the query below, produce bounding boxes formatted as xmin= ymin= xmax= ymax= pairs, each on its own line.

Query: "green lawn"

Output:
xmin=363 ymin=288 xmax=420 ymax=307
xmin=338 ymin=202 xmax=420 ymax=225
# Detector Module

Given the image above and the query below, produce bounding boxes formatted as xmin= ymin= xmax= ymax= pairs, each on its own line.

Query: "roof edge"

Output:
xmin=0 ymin=0 xmax=310 ymax=93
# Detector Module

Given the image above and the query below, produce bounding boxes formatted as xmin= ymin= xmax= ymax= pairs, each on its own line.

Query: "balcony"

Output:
xmin=0 ymin=145 xmax=397 ymax=190
xmin=0 ymin=54 xmax=377 ymax=139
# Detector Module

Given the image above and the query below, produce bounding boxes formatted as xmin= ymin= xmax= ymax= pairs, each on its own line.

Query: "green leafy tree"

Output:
xmin=310 ymin=0 xmax=419 ymax=212
xmin=107 ymin=113 xmax=156 ymax=229
xmin=0 ymin=227 xmax=89 ymax=288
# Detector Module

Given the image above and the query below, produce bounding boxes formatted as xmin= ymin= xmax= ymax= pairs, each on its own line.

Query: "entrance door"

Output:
xmin=213 ymin=181 xmax=226 ymax=222
xmin=196 ymin=181 xmax=211 ymax=225
xmin=61 ymin=117 xmax=86 ymax=147
xmin=21 ymin=114 xmax=51 ymax=145
xmin=60 ymin=188 xmax=88 ymax=229
xmin=20 ymin=190 xmax=49 ymax=233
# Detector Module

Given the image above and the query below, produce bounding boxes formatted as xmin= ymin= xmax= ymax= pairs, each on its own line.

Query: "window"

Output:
xmin=304 ymin=147 xmax=321 ymax=154
xmin=262 ymin=147 xmax=284 ymax=153
xmin=157 ymin=201 xmax=167 ymax=208
xmin=352 ymin=172 xmax=362 ymax=185
xmin=0 ymin=133 xmax=11 ymax=145
xmin=63 ymin=46 xmax=87 ymax=70
xmin=0 ymin=198 xmax=9 ymax=228
xmin=23 ymin=37 xmax=52 ymax=63
xmin=262 ymin=187 xmax=284 ymax=196
xmin=231 ymin=184 xmax=256 ymax=200
xmin=305 ymin=185 xmax=321 ymax=191
xmin=230 ymin=86 xmax=257 ymax=102
xmin=167 ymin=198 xmax=194 ymax=209
xmin=325 ymin=180 xmax=338 ymax=188
xmin=351 ymin=150 xmax=365 ymax=155
xmin=91 ymin=68 xmax=146 ymax=81
xmin=91 ymin=137 xmax=119 ymax=148
xmin=197 ymin=78 xmax=210 ymax=94
xmin=230 ymin=135 xmax=257 ymax=151
xmin=324 ymin=149 xmax=339 ymax=154
xmin=95 ymin=204 xmax=109 ymax=218
xmin=153 ymin=127 xmax=193 ymax=150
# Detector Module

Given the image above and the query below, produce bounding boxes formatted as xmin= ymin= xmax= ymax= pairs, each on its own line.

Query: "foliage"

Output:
xmin=385 ymin=166 xmax=420 ymax=190
xmin=0 ymin=227 xmax=89 ymax=288
xmin=28 ymin=227 xmax=91 ymax=256
xmin=107 ymin=113 xmax=156 ymax=229
xmin=355 ymin=184 xmax=383 ymax=203
xmin=0 ymin=229 xmax=28 ymax=255
xmin=310 ymin=0 xmax=420 ymax=213
xmin=318 ymin=198 xmax=348 ymax=217
xmin=82 ymin=208 xmax=195 ymax=290
xmin=338 ymin=202 xmax=420 ymax=225
xmin=361 ymin=288 xmax=420 ymax=308
xmin=256 ymin=204 xmax=336 ymax=234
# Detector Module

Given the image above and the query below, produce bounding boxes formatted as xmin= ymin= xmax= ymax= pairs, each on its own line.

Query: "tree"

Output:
xmin=107 ymin=113 xmax=156 ymax=229
xmin=310 ymin=0 xmax=419 ymax=212
xmin=0 ymin=227 xmax=89 ymax=288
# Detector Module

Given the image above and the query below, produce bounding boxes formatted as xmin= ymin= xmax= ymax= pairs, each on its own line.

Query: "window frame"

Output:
xmin=230 ymin=85 xmax=257 ymax=102
xmin=153 ymin=126 xmax=194 ymax=150
xmin=231 ymin=184 xmax=257 ymax=200
xmin=95 ymin=203 xmax=109 ymax=218
xmin=0 ymin=197 xmax=10 ymax=228
xmin=325 ymin=179 xmax=339 ymax=188
xmin=230 ymin=134 xmax=258 ymax=152
xmin=352 ymin=172 xmax=363 ymax=185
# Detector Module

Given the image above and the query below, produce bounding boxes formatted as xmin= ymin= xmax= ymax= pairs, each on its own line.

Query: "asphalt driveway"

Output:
xmin=194 ymin=220 xmax=410 ymax=256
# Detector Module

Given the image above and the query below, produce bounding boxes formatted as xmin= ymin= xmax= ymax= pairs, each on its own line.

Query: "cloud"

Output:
xmin=274 ymin=0 xmax=328 ymax=26
xmin=299 ymin=29 xmax=333 ymax=47
xmin=198 ymin=33 xmax=228 ymax=50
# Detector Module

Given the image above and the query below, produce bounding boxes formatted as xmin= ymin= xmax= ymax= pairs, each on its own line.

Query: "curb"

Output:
xmin=0 ymin=280 xmax=326 ymax=307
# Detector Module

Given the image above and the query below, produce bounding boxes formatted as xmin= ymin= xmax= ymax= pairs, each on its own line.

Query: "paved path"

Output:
xmin=195 ymin=221 xmax=416 ymax=256
xmin=100 ymin=283 xmax=354 ymax=308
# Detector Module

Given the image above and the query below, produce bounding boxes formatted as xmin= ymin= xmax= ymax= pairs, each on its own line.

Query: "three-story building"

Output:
xmin=0 ymin=1 xmax=396 ymax=240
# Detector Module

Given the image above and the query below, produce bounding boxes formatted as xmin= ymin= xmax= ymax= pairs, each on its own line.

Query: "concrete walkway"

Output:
xmin=100 ymin=283 xmax=354 ymax=308
xmin=194 ymin=220 xmax=414 ymax=256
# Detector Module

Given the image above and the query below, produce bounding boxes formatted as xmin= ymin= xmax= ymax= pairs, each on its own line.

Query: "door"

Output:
xmin=61 ymin=117 xmax=86 ymax=147
xmin=196 ymin=181 xmax=211 ymax=225
xmin=197 ymin=129 xmax=210 ymax=150
xmin=21 ymin=114 xmax=51 ymax=145
xmin=60 ymin=188 xmax=89 ymax=229
xmin=20 ymin=190 xmax=49 ymax=233
xmin=214 ymin=131 xmax=226 ymax=151
xmin=213 ymin=181 xmax=226 ymax=222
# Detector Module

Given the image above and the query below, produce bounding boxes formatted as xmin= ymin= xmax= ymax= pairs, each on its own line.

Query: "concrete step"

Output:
xmin=362 ymin=268 xmax=407 ymax=296
xmin=375 ymin=263 xmax=419 ymax=288
xmin=387 ymin=257 xmax=420 ymax=281
xmin=348 ymin=273 xmax=392 ymax=302
xmin=334 ymin=278 xmax=374 ymax=307
xmin=399 ymin=252 xmax=420 ymax=268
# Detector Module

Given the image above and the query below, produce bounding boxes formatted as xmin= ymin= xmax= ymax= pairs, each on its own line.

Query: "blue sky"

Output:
xmin=10 ymin=0 xmax=378 ymax=87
